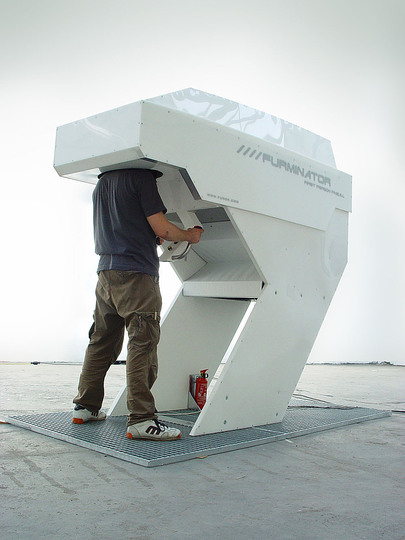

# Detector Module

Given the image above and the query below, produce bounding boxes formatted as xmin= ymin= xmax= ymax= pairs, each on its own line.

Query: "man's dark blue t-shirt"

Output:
xmin=93 ymin=169 xmax=166 ymax=276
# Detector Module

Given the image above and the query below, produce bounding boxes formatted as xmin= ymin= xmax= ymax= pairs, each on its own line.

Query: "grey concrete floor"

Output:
xmin=1 ymin=363 xmax=404 ymax=540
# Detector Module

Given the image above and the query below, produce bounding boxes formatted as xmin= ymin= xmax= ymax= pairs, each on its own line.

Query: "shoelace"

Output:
xmin=154 ymin=420 xmax=169 ymax=433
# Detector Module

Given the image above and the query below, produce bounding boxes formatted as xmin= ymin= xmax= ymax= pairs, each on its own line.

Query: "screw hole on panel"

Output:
xmin=225 ymin=396 xmax=228 ymax=400
xmin=224 ymin=420 xmax=227 ymax=425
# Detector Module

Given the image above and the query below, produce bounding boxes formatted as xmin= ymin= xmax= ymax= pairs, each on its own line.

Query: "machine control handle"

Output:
xmin=171 ymin=226 xmax=203 ymax=261
xmin=172 ymin=243 xmax=192 ymax=260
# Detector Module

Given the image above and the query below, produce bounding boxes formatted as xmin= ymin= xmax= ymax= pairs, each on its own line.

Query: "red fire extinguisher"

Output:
xmin=194 ymin=369 xmax=208 ymax=410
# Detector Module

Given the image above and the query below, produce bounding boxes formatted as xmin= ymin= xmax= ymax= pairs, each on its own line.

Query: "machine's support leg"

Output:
xmin=107 ymin=290 xmax=250 ymax=416
xmin=189 ymin=208 xmax=348 ymax=436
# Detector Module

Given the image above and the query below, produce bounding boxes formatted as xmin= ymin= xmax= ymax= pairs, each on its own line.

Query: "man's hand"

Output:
xmin=187 ymin=226 xmax=203 ymax=244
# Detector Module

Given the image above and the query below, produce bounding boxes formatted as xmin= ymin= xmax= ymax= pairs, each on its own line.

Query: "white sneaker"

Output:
xmin=127 ymin=419 xmax=181 ymax=441
xmin=72 ymin=405 xmax=107 ymax=424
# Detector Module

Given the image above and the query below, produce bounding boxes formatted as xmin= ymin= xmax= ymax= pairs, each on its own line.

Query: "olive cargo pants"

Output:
xmin=73 ymin=270 xmax=162 ymax=426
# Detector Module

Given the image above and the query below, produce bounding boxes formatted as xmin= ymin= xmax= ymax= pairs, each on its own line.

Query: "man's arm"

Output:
xmin=147 ymin=212 xmax=203 ymax=244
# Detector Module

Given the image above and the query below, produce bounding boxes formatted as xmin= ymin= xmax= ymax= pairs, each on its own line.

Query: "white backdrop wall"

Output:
xmin=1 ymin=0 xmax=404 ymax=364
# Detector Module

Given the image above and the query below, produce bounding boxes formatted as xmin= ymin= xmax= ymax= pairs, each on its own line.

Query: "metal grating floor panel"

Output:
xmin=7 ymin=399 xmax=391 ymax=467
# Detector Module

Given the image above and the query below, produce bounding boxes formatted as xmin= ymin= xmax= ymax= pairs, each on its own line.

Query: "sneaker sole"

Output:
xmin=72 ymin=417 xmax=106 ymax=424
xmin=126 ymin=432 xmax=181 ymax=441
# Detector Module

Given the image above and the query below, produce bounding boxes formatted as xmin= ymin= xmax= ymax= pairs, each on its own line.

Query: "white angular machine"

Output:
xmin=54 ymin=88 xmax=351 ymax=436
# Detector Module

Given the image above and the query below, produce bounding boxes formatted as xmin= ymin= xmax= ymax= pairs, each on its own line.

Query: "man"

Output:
xmin=72 ymin=168 xmax=203 ymax=440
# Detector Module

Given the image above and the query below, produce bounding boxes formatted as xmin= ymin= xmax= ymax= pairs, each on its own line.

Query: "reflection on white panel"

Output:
xmin=147 ymin=88 xmax=336 ymax=167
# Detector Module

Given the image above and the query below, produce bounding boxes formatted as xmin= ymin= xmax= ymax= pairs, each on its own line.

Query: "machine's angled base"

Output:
xmin=7 ymin=399 xmax=391 ymax=468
